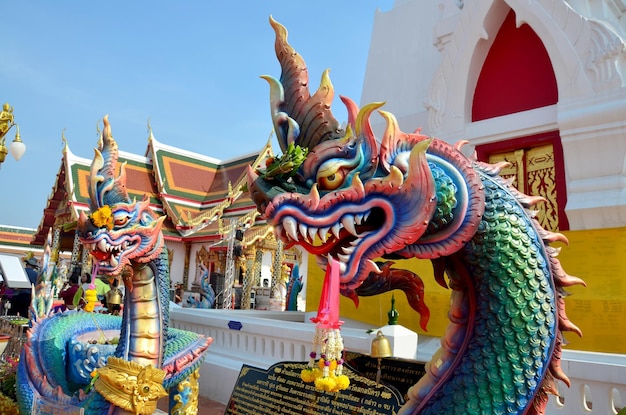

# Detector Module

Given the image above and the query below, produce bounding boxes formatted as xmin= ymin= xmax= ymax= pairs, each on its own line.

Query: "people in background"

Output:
xmin=81 ymin=273 xmax=91 ymax=292
xmin=95 ymin=276 xmax=111 ymax=308
xmin=0 ymin=281 xmax=13 ymax=315
xmin=59 ymin=270 xmax=83 ymax=311
xmin=10 ymin=257 xmax=40 ymax=317
xmin=174 ymin=283 xmax=184 ymax=305
xmin=24 ymin=257 xmax=39 ymax=286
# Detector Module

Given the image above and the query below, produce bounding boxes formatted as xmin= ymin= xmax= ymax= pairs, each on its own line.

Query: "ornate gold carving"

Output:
xmin=170 ymin=369 xmax=200 ymax=415
xmin=488 ymin=150 xmax=521 ymax=190
xmin=94 ymin=357 xmax=168 ymax=414
xmin=183 ymin=242 xmax=191 ymax=288
xmin=489 ymin=144 xmax=559 ymax=231
xmin=527 ymin=144 xmax=558 ymax=231
xmin=194 ymin=245 xmax=210 ymax=285
xmin=167 ymin=247 xmax=174 ymax=270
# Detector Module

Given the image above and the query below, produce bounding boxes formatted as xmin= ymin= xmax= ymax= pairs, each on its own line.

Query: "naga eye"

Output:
xmin=113 ymin=213 xmax=130 ymax=228
xmin=317 ymin=168 xmax=346 ymax=191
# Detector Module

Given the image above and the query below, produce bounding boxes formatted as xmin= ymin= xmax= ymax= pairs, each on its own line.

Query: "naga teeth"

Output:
xmin=337 ymin=253 xmax=351 ymax=263
xmin=283 ymin=217 xmax=299 ymax=241
xmin=280 ymin=209 xmax=371 ymax=244
xmin=363 ymin=211 xmax=371 ymax=223
xmin=341 ymin=215 xmax=358 ymax=237
xmin=299 ymin=223 xmax=309 ymax=242
xmin=319 ymin=227 xmax=330 ymax=243
xmin=97 ymin=239 xmax=108 ymax=252
xmin=342 ymin=245 xmax=356 ymax=254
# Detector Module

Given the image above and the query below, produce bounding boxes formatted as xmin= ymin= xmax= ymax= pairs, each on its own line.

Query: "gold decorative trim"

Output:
xmin=218 ymin=210 xmax=260 ymax=238
xmin=183 ymin=177 xmax=249 ymax=228
xmin=242 ymin=225 xmax=275 ymax=247
xmin=183 ymin=198 xmax=230 ymax=226
xmin=94 ymin=357 xmax=168 ymax=414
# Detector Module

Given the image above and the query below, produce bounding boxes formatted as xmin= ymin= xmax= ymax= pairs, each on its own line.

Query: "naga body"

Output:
xmin=16 ymin=116 xmax=211 ymax=414
xmin=247 ymin=17 xmax=584 ymax=414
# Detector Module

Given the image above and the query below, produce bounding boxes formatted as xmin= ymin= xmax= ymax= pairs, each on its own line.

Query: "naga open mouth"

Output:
xmin=272 ymin=205 xmax=387 ymax=277
xmin=82 ymin=238 xmax=137 ymax=269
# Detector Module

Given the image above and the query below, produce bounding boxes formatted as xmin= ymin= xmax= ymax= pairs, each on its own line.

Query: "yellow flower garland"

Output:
xmin=91 ymin=205 xmax=113 ymax=230
xmin=301 ymin=327 xmax=350 ymax=392
xmin=83 ymin=288 xmax=98 ymax=312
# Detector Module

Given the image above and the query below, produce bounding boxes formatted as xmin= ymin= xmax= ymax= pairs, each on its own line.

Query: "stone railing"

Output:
xmin=547 ymin=350 xmax=626 ymax=414
xmin=169 ymin=307 xmax=626 ymax=414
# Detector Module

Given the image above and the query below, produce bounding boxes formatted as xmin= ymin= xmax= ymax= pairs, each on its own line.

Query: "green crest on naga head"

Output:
xmin=77 ymin=115 xmax=166 ymax=276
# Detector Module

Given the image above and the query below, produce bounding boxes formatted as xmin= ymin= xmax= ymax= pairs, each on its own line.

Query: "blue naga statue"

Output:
xmin=16 ymin=116 xmax=211 ymax=414
xmin=285 ymin=263 xmax=303 ymax=311
xmin=186 ymin=263 xmax=216 ymax=309
xmin=247 ymin=17 xmax=585 ymax=414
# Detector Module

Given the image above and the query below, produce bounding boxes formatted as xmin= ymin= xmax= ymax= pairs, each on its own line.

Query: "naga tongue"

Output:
xmin=91 ymin=250 xmax=110 ymax=261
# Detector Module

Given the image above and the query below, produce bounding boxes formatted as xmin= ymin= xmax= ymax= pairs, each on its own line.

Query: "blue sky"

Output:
xmin=0 ymin=1 xmax=394 ymax=229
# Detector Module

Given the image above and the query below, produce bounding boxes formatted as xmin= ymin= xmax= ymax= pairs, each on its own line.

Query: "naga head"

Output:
xmin=248 ymin=18 xmax=442 ymax=298
xmin=77 ymin=115 xmax=166 ymax=276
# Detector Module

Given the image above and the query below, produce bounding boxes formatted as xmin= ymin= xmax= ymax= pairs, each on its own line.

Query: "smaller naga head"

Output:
xmin=77 ymin=115 xmax=165 ymax=276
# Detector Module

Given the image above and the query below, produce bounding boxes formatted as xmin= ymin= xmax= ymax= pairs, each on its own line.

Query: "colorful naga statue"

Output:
xmin=16 ymin=116 xmax=212 ymax=414
xmin=247 ymin=17 xmax=585 ymax=414
xmin=186 ymin=263 xmax=216 ymax=309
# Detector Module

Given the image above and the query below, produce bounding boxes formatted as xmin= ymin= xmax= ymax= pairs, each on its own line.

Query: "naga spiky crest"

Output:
xmin=89 ymin=115 xmax=131 ymax=210
xmin=263 ymin=16 xmax=345 ymax=154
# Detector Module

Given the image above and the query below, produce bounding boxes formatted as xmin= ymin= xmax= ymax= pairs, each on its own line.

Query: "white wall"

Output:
xmin=361 ymin=0 xmax=626 ymax=230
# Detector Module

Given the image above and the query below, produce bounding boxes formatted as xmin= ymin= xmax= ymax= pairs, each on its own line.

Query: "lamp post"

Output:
xmin=0 ymin=102 xmax=26 ymax=166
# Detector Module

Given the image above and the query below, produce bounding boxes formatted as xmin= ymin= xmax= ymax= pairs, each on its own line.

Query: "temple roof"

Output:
xmin=0 ymin=225 xmax=38 ymax=254
xmin=31 ymin=131 xmax=274 ymax=250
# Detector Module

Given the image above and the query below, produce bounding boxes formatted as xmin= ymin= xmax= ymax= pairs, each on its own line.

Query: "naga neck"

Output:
xmin=117 ymin=259 xmax=165 ymax=367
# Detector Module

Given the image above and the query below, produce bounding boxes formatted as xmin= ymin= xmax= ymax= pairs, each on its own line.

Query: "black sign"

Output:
xmin=343 ymin=351 xmax=426 ymax=400
xmin=226 ymin=361 xmax=404 ymax=414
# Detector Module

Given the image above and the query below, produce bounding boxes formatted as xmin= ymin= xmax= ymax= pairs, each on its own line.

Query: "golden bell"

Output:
xmin=107 ymin=289 xmax=122 ymax=305
xmin=371 ymin=330 xmax=392 ymax=358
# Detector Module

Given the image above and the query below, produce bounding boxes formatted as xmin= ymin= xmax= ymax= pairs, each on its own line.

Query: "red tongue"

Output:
xmin=91 ymin=250 xmax=110 ymax=261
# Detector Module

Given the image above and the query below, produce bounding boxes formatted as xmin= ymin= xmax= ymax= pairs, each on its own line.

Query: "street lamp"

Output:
xmin=0 ymin=102 xmax=26 ymax=166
